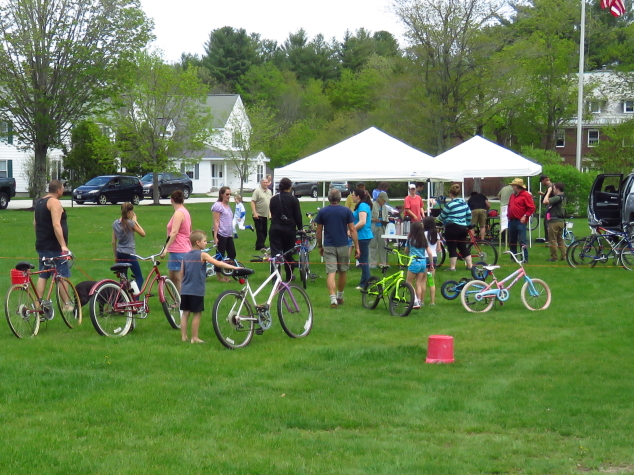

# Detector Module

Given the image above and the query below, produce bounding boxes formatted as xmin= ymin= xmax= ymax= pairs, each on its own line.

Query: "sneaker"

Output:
xmin=337 ymin=298 xmax=344 ymax=305
xmin=234 ymin=233 xmax=239 ymax=239
xmin=245 ymin=225 xmax=254 ymax=232
xmin=412 ymin=300 xmax=421 ymax=309
xmin=355 ymin=286 xmax=364 ymax=290
xmin=444 ymin=268 xmax=456 ymax=272
xmin=330 ymin=302 xmax=338 ymax=308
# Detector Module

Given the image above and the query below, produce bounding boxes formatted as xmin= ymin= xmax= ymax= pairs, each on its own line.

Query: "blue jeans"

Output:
xmin=116 ymin=252 xmax=144 ymax=290
xmin=508 ymin=219 xmax=528 ymax=262
xmin=358 ymin=238 xmax=371 ymax=288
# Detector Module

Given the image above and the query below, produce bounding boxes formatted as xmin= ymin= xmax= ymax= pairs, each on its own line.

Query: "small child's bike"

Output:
xmin=362 ymin=247 xmax=416 ymax=317
xmin=441 ymin=262 xmax=491 ymax=300
xmin=460 ymin=250 xmax=551 ymax=313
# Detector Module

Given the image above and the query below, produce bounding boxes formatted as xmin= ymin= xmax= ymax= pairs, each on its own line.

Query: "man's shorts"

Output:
xmin=37 ymin=250 xmax=71 ymax=279
xmin=323 ymin=246 xmax=350 ymax=274
xmin=408 ymin=259 xmax=427 ymax=274
xmin=167 ymin=252 xmax=186 ymax=271
xmin=471 ymin=208 xmax=487 ymax=227
xmin=180 ymin=294 xmax=204 ymax=313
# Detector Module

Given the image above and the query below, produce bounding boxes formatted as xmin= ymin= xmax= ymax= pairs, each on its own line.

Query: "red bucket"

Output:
xmin=10 ymin=269 xmax=29 ymax=285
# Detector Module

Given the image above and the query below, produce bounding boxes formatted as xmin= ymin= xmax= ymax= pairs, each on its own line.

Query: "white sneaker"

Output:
xmin=412 ymin=299 xmax=421 ymax=309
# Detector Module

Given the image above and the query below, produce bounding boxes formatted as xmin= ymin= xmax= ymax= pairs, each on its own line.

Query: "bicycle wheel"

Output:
xmin=460 ymin=280 xmax=494 ymax=313
xmin=160 ymin=278 xmax=180 ymax=329
xmin=55 ymin=277 xmax=82 ymax=328
xmin=567 ymin=237 xmax=598 ymax=268
xmin=618 ymin=242 xmax=634 ymax=271
xmin=440 ymin=280 xmax=460 ymax=300
xmin=388 ymin=281 xmax=415 ymax=317
xmin=563 ymin=229 xmax=575 ymax=247
xmin=435 ymin=242 xmax=447 ymax=269
xmin=212 ymin=290 xmax=254 ymax=349
xmin=488 ymin=222 xmax=500 ymax=242
xmin=89 ymin=282 xmax=133 ymax=337
xmin=467 ymin=240 xmax=498 ymax=265
xmin=471 ymin=261 xmax=491 ymax=281
xmin=362 ymin=276 xmax=382 ymax=309
xmin=521 ymin=278 xmax=551 ymax=311
xmin=5 ymin=284 xmax=40 ymax=338
xmin=528 ymin=214 xmax=539 ymax=231
xmin=277 ymin=284 xmax=313 ymax=338
xmin=305 ymin=233 xmax=317 ymax=252
xmin=299 ymin=250 xmax=309 ymax=289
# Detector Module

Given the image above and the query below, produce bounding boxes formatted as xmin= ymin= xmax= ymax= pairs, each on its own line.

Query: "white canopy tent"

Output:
xmin=274 ymin=126 xmax=459 ymax=183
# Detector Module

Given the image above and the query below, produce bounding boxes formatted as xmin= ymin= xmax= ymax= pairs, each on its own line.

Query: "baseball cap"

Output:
xmin=377 ymin=191 xmax=389 ymax=201
xmin=408 ymin=184 xmax=416 ymax=189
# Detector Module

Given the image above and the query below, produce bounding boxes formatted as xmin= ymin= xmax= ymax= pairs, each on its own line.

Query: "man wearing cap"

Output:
xmin=508 ymin=178 xmax=535 ymax=263
xmin=404 ymin=183 xmax=425 ymax=222
xmin=370 ymin=191 xmax=390 ymax=268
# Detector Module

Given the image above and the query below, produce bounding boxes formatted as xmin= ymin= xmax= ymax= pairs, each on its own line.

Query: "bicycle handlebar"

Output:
xmin=503 ymin=249 xmax=525 ymax=265
xmin=131 ymin=238 xmax=169 ymax=262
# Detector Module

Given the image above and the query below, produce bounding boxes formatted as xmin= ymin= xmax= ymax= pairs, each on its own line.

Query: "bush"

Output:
xmin=529 ymin=164 xmax=597 ymax=217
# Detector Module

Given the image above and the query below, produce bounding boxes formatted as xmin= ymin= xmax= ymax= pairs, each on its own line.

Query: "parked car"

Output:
xmin=329 ymin=181 xmax=350 ymax=197
xmin=588 ymin=173 xmax=634 ymax=229
xmin=140 ymin=172 xmax=193 ymax=199
xmin=73 ymin=175 xmax=144 ymax=205
xmin=0 ymin=176 xmax=16 ymax=209
xmin=289 ymin=181 xmax=319 ymax=198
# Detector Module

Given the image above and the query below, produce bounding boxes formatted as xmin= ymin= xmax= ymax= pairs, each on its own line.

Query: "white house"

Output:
xmin=0 ymin=122 xmax=64 ymax=194
xmin=177 ymin=94 xmax=269 ymax=193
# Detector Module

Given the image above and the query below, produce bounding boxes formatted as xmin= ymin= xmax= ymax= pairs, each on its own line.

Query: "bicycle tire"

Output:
xmin=388 ymin=281 xmax=415 ymax=317
xmin=212 ymin=290 xmax=254 ymax=349
xmin=467 ymin=240 xmax=498 ymax=265
xmin=563 ymin=229 xmax=575 ymax=247
xmin=528 ymin=214 xmax=539 ymax=231
xmin=440 ymin=280 xmax=460 ymax=300
xmin=567 ymin=237 xmax=598 ymax=268
xmin=55 ymin=277 xmax=82 ymax=328
xmin=435 ymin=242 xmax=447 ymax=269
xmin=5 ymin=284 xmax=40 ymax=338
xmin=488 ymin=222 xmax=500 ymax=242
xmin=471 ymin=261 xmax=491 ymax=281
xmin=460 ymin=280 xmax=494 ymax=313
xmin=362 ymin=276 xmax=382 ymax=309
xmin=277 ymin=284 xmax=313 ymax=338
xmin=520 ymin=278 xmax=551 ymax=311
xmin=618 ymin=241 xmax=634 ymax=271
xmin=161 ymin=278 xmax=181 ymax=329
xmin=89 ymin=282 xmax=133 ymax=337
xmin=299 ymin=250 xmax=309 ymax=289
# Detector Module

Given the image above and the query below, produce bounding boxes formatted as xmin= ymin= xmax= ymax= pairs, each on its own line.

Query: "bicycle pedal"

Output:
xmin=255 ymin=327 xmax=264 ymax=335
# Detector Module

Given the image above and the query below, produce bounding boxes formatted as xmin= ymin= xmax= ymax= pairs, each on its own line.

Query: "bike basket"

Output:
xmin=566 ymin=222 xmax=574 ymax=229
xmin=10 ymin=269 xmax=29 ymax=285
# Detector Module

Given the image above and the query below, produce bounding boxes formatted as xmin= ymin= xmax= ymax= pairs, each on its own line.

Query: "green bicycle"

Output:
xmin=361 ymin=247 xmax=416 ymax=317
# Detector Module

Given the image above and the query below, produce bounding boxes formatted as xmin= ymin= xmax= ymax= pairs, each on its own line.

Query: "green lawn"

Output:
xmin=0 ymin=202 xmax=633 ymax=474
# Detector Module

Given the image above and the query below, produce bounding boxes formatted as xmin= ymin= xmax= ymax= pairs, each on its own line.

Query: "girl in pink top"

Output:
xmin=161 ymin=190 xmax=191 ymax=293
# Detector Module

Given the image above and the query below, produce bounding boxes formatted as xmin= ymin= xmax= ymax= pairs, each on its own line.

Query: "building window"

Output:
xmin=588 ymin=129 xmax=599 ymax=147
xmin=232 ymin=131 xmax=243 ymax=148
xmin=624 ymin=101 xmax=634 ymax=113
xmin=589 ymin=101 xmax=601 ymax=113
xmin=256 ymin=164 xmax=264 ymax=183
xmin=556 ymin=130 xmax=565 ymax=148
xmin=181 ymin=163 xmax=199 ymax=180
xmin=0 ymin=160 xmax=7 ymax=178
xmin=50 ymin=160 xmax=62 ymax=181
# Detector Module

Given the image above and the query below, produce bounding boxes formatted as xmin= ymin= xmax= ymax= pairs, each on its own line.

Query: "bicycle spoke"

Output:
xmin=278 ymin=284 xmax=313 ymax=337
xmin=5 ymin=285 xmax=40 ymax=338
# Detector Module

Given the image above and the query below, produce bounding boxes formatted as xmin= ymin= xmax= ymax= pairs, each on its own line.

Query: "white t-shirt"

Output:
xmin=425 ymin=231 xmax=438 ymax=258
xmin=234 ymin=202 xmax=246 ymax=221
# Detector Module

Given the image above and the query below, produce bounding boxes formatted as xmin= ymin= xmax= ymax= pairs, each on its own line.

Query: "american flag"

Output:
xmin=601 ymin=0 xmax=626 ymax=16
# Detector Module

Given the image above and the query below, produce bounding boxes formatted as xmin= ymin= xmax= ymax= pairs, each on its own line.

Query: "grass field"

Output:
xmin=1 ymin=201 xmax=633 ymax=474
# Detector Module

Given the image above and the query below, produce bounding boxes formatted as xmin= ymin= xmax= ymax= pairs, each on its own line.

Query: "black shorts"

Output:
xmin=180 ymin=294 xmax=204 ymax=313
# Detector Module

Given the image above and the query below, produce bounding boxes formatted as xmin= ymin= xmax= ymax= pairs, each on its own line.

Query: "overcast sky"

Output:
xmin=140 ymin=0 xmax=405 ymax=63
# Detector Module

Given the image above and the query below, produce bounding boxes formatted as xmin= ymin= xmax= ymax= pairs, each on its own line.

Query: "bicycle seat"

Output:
xmin=233 ymin=268 xmax=255 ymax=277
xmin=15 ymin=261 xmax=34 ymax=271
xmin=110 ymin=263 xmax=132 ymax=272
xmin=483 ymin=265 xmax=500 ymax=271
xmin=467 ymin=224 xmax=476 ymax=230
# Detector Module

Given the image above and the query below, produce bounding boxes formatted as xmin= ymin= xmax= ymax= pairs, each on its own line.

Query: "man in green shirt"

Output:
xmin=543 ymin=182 xmax=566 ymax=261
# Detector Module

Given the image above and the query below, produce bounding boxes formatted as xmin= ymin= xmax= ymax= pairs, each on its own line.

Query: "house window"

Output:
xmin=256 ymin=164 xmax=264 ymax=183
xmin=556 ymin=130 xmax=565 ymax=148
xmin=589 ymin=101 xmax=601 ymax=113
xmin=181 ymin=163 xmax=199 ymax=180
xmin=624 ymin=101 xmax=634 ymax=113
xmin=50 ymin=160 xmax=62 ymax=180
xmin=232 ymin=131 xmax=243 ymax=148
xmin=0 ymin=160 xmax=7 ymax=178
xmin=588 ymin=129 xmax=600 ymax=147
xmin=0 ymin=121 xmax=12 ymax=144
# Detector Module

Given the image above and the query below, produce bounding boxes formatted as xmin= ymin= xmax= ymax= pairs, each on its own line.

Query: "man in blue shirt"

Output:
xmin=315 ymin=189 xmax=360 ymax=308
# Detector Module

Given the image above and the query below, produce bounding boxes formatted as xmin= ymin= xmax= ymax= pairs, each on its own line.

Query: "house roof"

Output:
xmin=206 ymin=94 xmax=240 ymax=128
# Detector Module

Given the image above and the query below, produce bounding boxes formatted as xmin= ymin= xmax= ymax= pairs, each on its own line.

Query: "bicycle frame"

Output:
xmin=22 ymin=256 xmax=72 ymax=307
xmin=472 ymin=251 xmax=541 ymax=301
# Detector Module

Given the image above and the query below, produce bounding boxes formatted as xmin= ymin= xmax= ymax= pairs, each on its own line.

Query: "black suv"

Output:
xmin=290 ymin=182 xmax=319 ymax=198
xmin=140 ymin=172 xmax=193 ymax=199
xmin=73 ymin=176 xmax=144 ymax=205
xmin=588 ymin=173 xmax=634 ymax=229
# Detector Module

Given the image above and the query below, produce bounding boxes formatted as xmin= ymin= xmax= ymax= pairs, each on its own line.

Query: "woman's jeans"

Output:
xmin=358 ymin=238 xmax=371 ymax=288
xmin=115 ymin=252 xmax=144 ymax=291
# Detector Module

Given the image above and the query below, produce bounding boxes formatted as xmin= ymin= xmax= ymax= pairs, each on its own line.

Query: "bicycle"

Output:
xmin=435 ymin=224 xmax=498 ymax=268
xmin=88 ymin=243 xmax=181 ymax=337
xmin=303 ymin=211 xmax=319 ymax=252
xmin=204 ymin=244 xmax=244 ymax=278
xmin=362 ymin=247 xmax=416 ymax=317
xmin=212 ymin=249 xmax=313 ymax=349
xmin=566 ymin=221 xmax=634 ymax=270
xmin=5 ymin=253 xmax=81 ymax=338
xmin=441 ymin=263 xmax=492 ymax=300
xmin=295 ymin=230 xmax=320 ymax=289
xmin=460 ymin=249 xmax=551 ymax=313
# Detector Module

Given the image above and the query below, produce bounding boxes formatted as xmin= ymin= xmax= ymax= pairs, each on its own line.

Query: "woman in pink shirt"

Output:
xmin=161 ymin=190 xmax=191 ymax=293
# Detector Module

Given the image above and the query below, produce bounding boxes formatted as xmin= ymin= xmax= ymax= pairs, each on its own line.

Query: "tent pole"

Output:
xmin=528 ymin=177 xmax=532 ymax=248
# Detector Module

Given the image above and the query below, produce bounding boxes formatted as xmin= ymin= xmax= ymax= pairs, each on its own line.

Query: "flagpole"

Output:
xmin=575 ymin=0 xmax=586 ymax=171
